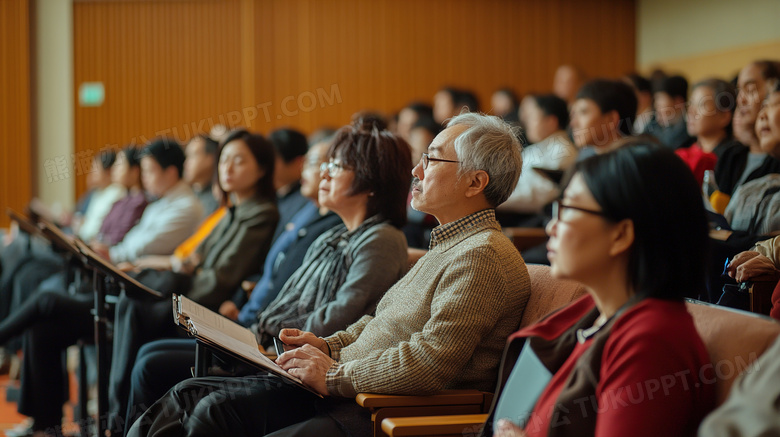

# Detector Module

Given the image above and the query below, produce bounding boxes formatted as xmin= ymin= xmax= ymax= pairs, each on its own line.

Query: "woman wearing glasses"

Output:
xmin=484 ymin=141 xmax=716 ymax=437
xmin=252 ymin=122 xmax=411 ymax=348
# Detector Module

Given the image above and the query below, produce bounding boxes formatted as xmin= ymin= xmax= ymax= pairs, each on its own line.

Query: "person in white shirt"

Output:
xmin=92 ymin=138 xmax=203 ymax=263
xmin=499 ymin=94 xmax=576 ymax=217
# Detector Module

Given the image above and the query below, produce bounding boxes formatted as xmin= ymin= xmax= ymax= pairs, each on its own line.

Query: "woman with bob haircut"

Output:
xmin=483 ymin=141 xmax=716 ymax=437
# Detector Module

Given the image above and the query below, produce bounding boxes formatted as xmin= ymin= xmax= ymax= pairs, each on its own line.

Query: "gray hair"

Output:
xmin=447 ymin=112 xmax=524 ymax=207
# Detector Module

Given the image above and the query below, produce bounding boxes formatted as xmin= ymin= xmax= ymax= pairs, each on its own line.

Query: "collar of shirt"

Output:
xmin=429 ymin=209 xmax=497 ymax=249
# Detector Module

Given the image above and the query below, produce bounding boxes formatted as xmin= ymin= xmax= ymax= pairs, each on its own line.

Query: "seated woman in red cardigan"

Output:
xmin=486 ymin=140 xmax=716 ymax=437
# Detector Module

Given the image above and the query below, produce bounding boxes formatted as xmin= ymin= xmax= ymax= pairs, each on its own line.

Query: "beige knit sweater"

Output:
xmin=324 ymin=209 xmax=531 ymax=397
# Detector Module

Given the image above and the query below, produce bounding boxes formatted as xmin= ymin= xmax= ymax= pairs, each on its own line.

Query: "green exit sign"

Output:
xmin=79 ymin=82 xmax=104 ymax=107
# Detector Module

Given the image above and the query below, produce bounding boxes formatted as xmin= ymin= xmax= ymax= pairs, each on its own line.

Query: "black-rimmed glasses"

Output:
xmin=421 ymin=153 xmax=460 ymax=170
xmin=551 ymin=200 xmax=608 ymax=222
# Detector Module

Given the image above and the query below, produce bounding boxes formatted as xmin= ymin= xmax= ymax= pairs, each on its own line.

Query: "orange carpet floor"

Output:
xmin=0 ymin=373 xmax=79 ymax=437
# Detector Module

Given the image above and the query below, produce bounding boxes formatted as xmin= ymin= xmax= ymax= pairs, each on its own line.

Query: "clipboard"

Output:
xmin=6 ymin=208 xmax=44 ymax=238
xmin=73 ymin=239 xmax=163 ymax=299
xmin=172 ymin=294 xmax=322 ymax=397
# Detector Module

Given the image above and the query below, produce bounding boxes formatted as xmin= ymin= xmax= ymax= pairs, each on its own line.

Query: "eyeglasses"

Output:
xmin=319 ymin=161 xmax=351 ymax=177
xmin=420 ymin=153 xmax=460 ymax=170
xmin=551 ymin=200 xmax=608 ymax=222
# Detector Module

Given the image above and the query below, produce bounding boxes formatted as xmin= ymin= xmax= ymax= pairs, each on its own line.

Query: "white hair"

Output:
xmin=447 ymin=112 xmax=524 ymax=206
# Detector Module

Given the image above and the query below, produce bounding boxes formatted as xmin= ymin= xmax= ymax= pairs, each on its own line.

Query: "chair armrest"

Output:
xmin=503 ymin=227 xmax=548 ymax=252
xmin=356 ymin=390 xmax=486 ymax=410
xmin=750 ymin=273 xmax=780 ymax=316
xmin=381 ymin=413 xmax=489 ymax=436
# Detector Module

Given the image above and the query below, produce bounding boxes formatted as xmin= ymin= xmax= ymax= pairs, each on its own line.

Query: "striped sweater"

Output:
xmin=324 ymin=209 xmax=531 ymax=397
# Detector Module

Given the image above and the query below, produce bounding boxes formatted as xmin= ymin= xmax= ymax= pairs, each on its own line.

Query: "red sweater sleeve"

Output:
xmin=594 ymin=302 xmax=715 ymax=437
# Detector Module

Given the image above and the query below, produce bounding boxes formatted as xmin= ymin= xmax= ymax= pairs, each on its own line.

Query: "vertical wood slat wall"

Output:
xmin=73 ymin=0 xmax=635 ymax=199
xmin=0 ymin=0 xmax=32 ymax=228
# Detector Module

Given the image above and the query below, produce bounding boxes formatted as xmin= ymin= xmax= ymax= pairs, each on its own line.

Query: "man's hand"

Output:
xmin=727 ymin=251 xmax=778 ymax=282
xmin=219 ymin=301 xmax=239 ymax=321
xmin=494 ymin=419 xmax=527 ymax=437
xmin=275 ymin=344 xmax=335 ymax=396
xmin=278 ymin=328 xmax=329 ymax=355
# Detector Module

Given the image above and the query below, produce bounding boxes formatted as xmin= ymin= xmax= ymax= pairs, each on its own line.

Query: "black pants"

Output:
xmin=0 ymin=291 xmax=94 ymax=431
xmin=125 ymin=339 xmax=196 ymax=434
xmin=127 ymin=374 xmax=327 ymax=437
xmin=108 ymin=293 xmax=182 ymax=436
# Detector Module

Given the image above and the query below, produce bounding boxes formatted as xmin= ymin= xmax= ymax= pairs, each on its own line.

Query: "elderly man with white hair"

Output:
xmin=129 ymin=113 xmax=531 ymax=437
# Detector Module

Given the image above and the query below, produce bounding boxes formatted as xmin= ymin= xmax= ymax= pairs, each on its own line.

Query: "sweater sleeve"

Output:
xmin=326 ymin=246 xmax=513 ymax=397
xmin=753 ymin=236 xmax=780 ymax=269
xmin=186 ymin=208 xmax=278 ymax=310
xmin=593 ymin=310 xmax=712 ymax=437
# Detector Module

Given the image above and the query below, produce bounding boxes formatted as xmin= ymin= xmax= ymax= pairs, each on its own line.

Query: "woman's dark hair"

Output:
xmin=752 ymin=59 xmax=780 ymax=81
xmin=328 ymin=125 xmax=412 ymax=228
xmin=405 ymin=102 xmax=434 ymax=121
xmin=576 ymin=79 xmax=638 ymax=136
xmin=530 ymin=94 xmax=570 ymax=130
xmin=653 ymin=75 xmax=689 ymax=100
xmin=455 ymin=90 xmax=480 ymax=113
xmin=575 ymin=140 xmax=709 ymax=300
xmin=96 ymin=148 xmax=117 ymax=170
xmin=120 ymin=145 xmax=141 ymax=168
xmin=624 ymin=73 xmax=652 ymax=94
xmin=141 ymin=138 xmax=185 ymax=178
xmin=219 ymin=129 xmax=277 ymax=202
xmin=692 ymin=78 xmax=737 ymax=136
xmin=269 ymin=128 xmax=308 ymax=163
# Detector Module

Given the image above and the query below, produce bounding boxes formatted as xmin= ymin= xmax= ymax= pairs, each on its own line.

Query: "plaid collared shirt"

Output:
xmin=428 ymin=209 xmax=497 ymax=250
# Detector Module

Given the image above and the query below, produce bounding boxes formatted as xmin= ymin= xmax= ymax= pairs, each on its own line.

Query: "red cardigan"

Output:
xmin=483 ymin=295 xmax=715 ymax=437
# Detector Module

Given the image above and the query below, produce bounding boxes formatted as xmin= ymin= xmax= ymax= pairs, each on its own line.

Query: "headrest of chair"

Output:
xmin=519 ymin=265 xmax=587 ymax=329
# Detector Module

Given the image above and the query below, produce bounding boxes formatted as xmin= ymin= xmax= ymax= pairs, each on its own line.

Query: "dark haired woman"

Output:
xmin=485 ymin=141 xmax=715 ymax=437
xmin=95 ymin=145 xmax=149 ymax=246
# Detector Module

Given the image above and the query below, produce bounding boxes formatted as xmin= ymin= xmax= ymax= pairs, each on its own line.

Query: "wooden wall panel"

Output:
xmin=246 ymin=0 xmax=636 ymax=133
xmin=0 ymin=0 xmax=32 ymax=228
xmin=73 ymin=0 xmax=635 ymax=198
xmin=73 ymin=0 xmax=243 ymax=197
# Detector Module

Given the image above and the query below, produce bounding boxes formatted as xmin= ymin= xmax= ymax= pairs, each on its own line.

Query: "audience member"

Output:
xmin=676 ymin=78 xmax=738 ymax=184
xmin=182 ymin=134 xmax=219 ymax=216
xmin=269 ymin=128 xmax=309 ymax=238
xmin=725 ymin=79 xmax=780 ymax=235
xmin=492 ymin=88 xmax=520 ymax=123
xmin=624 ymin=73 xmax=654 ymax=134
xmin=433 ymin=87 xmax=460 ymax=124
xmin=74 ymin=149 xmax=125 ymax=242
xmin=499 ymin=94 xmax=576 ymax=219
xmin=570 ymin=79 xmax=637 ymax=160
xmin=397 ymin=102 xmax=434 ymax=143
xmin=553 ymin=64 xmax=584 ymax=106
xmin=646 ymin=75 xmax=694 ymax=149
xmin=128 ymin=112 xmax=531 ymax=437
xmin=484 ymin=141 xmax=715 ymax=437
xmin=715 ymin=60 xmax=780 ymax=199
xmin=95 ymin=146 xmax=149 ymax=246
